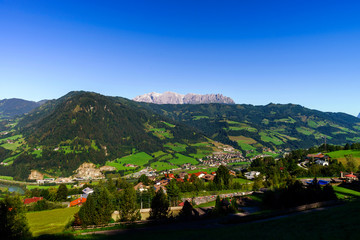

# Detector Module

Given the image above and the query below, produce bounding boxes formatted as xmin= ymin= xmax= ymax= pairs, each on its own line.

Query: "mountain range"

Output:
xmin=0 ymin=98 xmax=47 ymax=118
xmin=1 ymin=91 xmax=360 ymax=180
xmin=133 ymin=91 xmax=235 ymax=104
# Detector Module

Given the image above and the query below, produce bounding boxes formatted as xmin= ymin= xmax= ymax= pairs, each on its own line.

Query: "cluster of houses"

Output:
xmin=133 ymin=171 xmax=221 ymax=194
xmin=200 ymin=152 xmax=247 ymax=167
xmin=298 ymin=153 xmax=330 ymax=169
xmin=132 ymin=167 xmax=158 ymax=178
xmin=306 ymin=153 xmax=330 ymax=166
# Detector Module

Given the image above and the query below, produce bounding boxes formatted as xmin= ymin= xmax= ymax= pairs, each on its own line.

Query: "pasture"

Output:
xmin=116 ymin=152 xmax=153 ymax=166
xmin=150 ymin=161 xmax=175 ymax=171
xmin=73 ymin=199 xmax=360 ymax=240
xmin=164 ymin=142 xmax=187 ymax=152
xmin=333 ymin=185 xmax=360 ymax=199
xmin=327 ymin=150 xmax=360 ymax=167
xmin=26 ymin=184 xmax=72 ymax=190
xmin=27 ymin=207 xmax=79 ymax=236
xmin=0 ymin=175 xmax=13 ymax=180
xmin=169 ymin=153 xmax=198 ymax=165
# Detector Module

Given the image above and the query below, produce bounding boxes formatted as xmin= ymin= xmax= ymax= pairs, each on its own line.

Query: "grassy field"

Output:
xmin=149 ymin=127 xmax=174 ymax=139
xmin=164 ymin=142 xmax=187 ymax=152
xmin=193 ymin=115 xmax=209 ymax=120
xmin=189 ymin=149 xmax=213 ymax=159
xmin=169 ymin=153 xmax=198 ymax=165
xmin=116 ymin=152 xmax=153 ymax=166
xmin=151 ymin=151 xmax=167 ymax=158
xmin=274 ymin=117 xmax=296 ymax=123
xmin=259 ymin=131 xmax=283 ymax=145
xmin=161 ymin=121 xmax=175 ymax=128
xmin=327 ymin=150 xmax=360 ymax=167
xmin=71 ymin=200 xmax=360 ymax=240
xmin=27 ymin=207 xmax=79 ymax=236
xmin=232 ymin=178 xmax=252 ymax=184
xmin=195 ymin=200 xmax=216 ymax=208
xmin=333 ymin=185 xmax=360 ymax=199
xmin=26 ymin=184 xmax=72 ymax=190
xmin=150 ymin=161 xmax=176 ymax=171
xmin=0 ymin=175 xmax=14 ymax=180
xmin=105 ymin=161 xmax=133 ymax=171
xmin=185 ymin=167 xmax=219 ymax=174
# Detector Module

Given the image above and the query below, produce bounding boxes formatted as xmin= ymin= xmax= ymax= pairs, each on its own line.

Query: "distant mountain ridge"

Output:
xmin=144 ymin=102 xmax=360 ymax=150
xmin=133 ymin=91 xmax=235 ymax=104
xmin=0 ymin=98 xmax=47 ymax=118
xmin=358 ymin=113 xmax=360 ymax=118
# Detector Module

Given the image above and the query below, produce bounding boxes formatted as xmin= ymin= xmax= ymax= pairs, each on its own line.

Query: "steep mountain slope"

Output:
xmin=0 ymin=91 xmax=207 ymax=179
xmin=133 ymin=91 xmax=235 ymax=104
xmin=0 ymin=98 xmax=46 ymax=118
xmin=143 ymin=103 xmax=360 ymax=153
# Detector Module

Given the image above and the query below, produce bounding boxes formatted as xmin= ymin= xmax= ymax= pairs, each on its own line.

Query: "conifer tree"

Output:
xmin=119 ymin=184 xmax=141 ymax=221
xmin=0 ymin=195 xmax=31 ymax=239
xmin=214 ymin=165 xmax=231 ymax=189
xmin=149 ymin=188 xmax=169 ymax=220
xmin=56 ymin=184 xmax=68 ymax=202
xmin=78 ymin=186 xmax=113 ymax=226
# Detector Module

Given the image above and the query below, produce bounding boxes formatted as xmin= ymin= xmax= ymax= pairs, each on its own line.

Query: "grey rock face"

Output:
xmin=133 ymin=92 xmax=235 ymax=104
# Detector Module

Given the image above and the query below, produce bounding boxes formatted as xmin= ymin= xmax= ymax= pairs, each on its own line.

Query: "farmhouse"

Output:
xmin=134 ymin=182 xmax=149 ymax=192
xmin=24 ymin=197 xmax=43 ymax=205
xmin=315 ymin=160 xmax=329 ymax=166
xmin=70 ymin=197 xmax=86 ymax=207
xmin=244 ymin=171 xmax=260 ymax=180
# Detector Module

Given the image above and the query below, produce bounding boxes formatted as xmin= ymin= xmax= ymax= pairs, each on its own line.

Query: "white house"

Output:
xmin=315 ymin=160 xmax=329 ymax=166
xmin=244 ymin=171 xmax=261 ymax=180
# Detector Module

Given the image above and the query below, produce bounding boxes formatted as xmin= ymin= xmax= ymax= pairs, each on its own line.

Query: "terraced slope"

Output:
xmin=144 ymin=103 xmax=360 ymax=153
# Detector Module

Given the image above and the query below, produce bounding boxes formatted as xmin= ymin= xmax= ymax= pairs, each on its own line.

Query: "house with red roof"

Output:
xmin=70 ymin=197 xmax=86 ymax=207
xmin=23 ymin=197 xmax=43 ymax=205
xmin=164 ymin=173 xmax=175 ymax=179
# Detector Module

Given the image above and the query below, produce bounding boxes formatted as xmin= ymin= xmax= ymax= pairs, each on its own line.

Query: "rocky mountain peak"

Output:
xmin=133 ymin=92 xmax=235 ymax=104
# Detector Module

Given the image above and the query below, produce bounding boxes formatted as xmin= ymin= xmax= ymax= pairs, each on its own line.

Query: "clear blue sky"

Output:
xmin=1 ymin=1 xmax=360 ymax=116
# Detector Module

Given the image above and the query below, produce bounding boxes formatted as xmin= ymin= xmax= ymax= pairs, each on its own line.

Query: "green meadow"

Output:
xmin=27 ymin=207 xmax=79 ymax=236
xmin=150 ymin=161 xmax=175 ymax=171
xmin=26 ymin=184 xmax=72 ymax=190
xmin=0 ymin=175 xmax=14 ymax=180
xmin=327 ymin=150 xmax=360 ymax=167
xmin=164 ymin=142 xmax=187 ymax=152
xmin=169 ymin=153 xmax=199 ymax=165
xmin=333 ymin=185 xmax=360 ymax=199
xmin=116 ymin=152 xmax=153 ymax=166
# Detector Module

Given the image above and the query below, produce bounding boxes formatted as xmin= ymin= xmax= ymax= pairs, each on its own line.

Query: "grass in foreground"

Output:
xmin=0 ymin=175 xmax=14 ymax=180
xmin=27 ymin=207 xmax=79 ymax=236
xmin=333 ymin=185 xmax=360 ymax=199
xmin=40 ymin=200 xmax=360 ymax=240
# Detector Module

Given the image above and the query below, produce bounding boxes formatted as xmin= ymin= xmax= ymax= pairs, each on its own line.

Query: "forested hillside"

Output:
xmin=143 ymin=103 xmax=360 ymax=153
xmin=1 ymin=91 xmax=360 ymax=180
xmin=0 ymin=92 xmax=207 ymax=179
xmin=0 ymin=98 xmax=45 ymax=119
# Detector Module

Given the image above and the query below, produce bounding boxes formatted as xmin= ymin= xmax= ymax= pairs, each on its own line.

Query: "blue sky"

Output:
xmin=1 ymin=1 xmax=360 ymax=116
